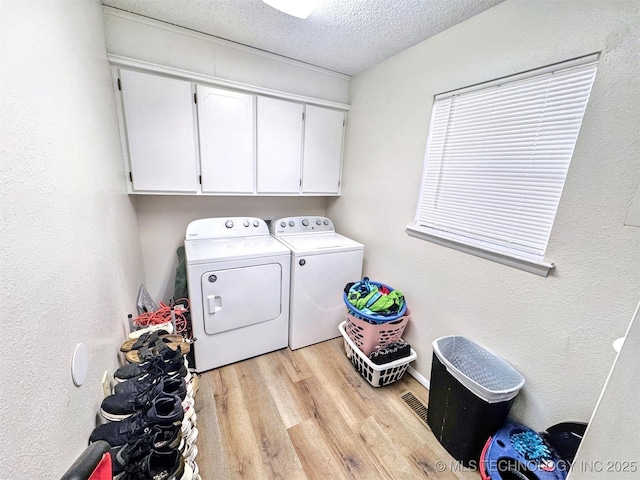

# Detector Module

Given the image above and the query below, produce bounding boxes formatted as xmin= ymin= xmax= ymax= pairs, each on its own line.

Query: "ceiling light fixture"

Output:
xmin=262 ymin=0 xmax=322 ymax=19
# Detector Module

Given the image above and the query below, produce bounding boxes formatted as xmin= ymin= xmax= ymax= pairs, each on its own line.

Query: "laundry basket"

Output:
xmin=339 ymin=321 xmax=416 ymax=387
xmin=343 ymin=278 xmax=407 ymax=324
xmin=344 ymin=309 xmax=411 ymax=356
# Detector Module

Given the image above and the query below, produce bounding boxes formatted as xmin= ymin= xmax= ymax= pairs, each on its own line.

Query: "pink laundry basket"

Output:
xmin=344 ymin=308 xmax=411 ymax=356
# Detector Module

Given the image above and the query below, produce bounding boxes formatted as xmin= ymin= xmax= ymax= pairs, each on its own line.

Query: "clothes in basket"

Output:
xmin=345 ymin=277 xmax=405 ymax=318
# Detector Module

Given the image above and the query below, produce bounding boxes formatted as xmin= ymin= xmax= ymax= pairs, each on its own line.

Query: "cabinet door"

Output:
xmin=120 ymin=70 xmax=199 ymax=192
xmin=197 ymin=86 xmax=255 ymax=193
xmin=257 ymin=97 xmax=303 ymax=193
xmin=301 ymin=105 xmax=345 ymax=194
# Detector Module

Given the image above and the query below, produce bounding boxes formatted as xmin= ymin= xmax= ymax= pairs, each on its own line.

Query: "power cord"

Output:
xmin=133 ymin=298 xmax=191 ymax=338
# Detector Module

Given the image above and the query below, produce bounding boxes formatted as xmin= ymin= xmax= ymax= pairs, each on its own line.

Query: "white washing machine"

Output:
xmin=185 ymin=217 xmax=290 ymax=372
xmin=271 ymin=216 xmax=364 ymax=350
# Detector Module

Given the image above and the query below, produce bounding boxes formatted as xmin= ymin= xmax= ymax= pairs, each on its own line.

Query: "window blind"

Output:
xmin=412 ymin=56 xmax=598 ymax=266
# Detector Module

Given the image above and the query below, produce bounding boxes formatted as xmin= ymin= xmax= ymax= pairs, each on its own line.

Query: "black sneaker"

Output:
xmin=149 ymin=424 xmax=182 ymax=451
xmin=101 ymin=377 xmax=188 ymax=421
xmin=89 ymin=395 xmax=184 ymax=447
xmin=112 ymin=364 xmax=189 ymax=396
xmin=120 ymin=449 xmax=186 ymax=480
xmin=114 ymin=345 xmax=186 ymax=382
xmin=110 ymin=425 xmax=181 ymax=478
xmin=114 ymin=364 xmax=188 ymax=394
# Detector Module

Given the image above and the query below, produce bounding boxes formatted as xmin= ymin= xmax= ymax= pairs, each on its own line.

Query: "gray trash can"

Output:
xmin=427 ymin=336 xmax=525 ymax=466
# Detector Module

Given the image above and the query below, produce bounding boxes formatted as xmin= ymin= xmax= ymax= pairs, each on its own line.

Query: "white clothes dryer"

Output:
xmin=185 ymin=217 xmax=290 ymax=372
xmin=271 ymin=216 xmax=364 ymax=350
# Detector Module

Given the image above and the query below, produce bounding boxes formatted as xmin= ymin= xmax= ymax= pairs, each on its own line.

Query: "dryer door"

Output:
xmin=201 ymin=263 xmax=282 ymax=335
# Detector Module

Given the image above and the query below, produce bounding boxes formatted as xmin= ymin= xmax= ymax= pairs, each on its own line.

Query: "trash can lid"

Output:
xmin=433 ymin=335 xmax=525 ymax=403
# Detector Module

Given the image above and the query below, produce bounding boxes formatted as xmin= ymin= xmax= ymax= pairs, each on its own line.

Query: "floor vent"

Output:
xmin=400 ymin=391 xmax=429 ymax=427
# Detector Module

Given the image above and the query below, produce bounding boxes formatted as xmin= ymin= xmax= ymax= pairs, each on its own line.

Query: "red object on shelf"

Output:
xmin=61 ymin=441 xmax=112 ymax=480
xmin=88 ymin=453 xmax=111 ymax=480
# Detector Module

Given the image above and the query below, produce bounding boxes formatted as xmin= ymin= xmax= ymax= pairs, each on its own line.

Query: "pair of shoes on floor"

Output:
xmin=114 ymin=343 xmax=188 ymax=386
xmin=90 ymin=393 xmax=192 ymax=479
xmin=89 ymin=394 xmax=184 ymax=447
xmin=122 ymin=333 xmax=192 ymax=364
xmin=120 ymin=330 xmax=184 ymax=353
xmin=110 ymin=424 xmax=193 ymax=479
xmin=116 ymin=449 xmax=192 ymax=480
xmin=101 ymin=377 xmax=188 ymax=421
xmin=105 ymin=395 xmax=197 ymax=478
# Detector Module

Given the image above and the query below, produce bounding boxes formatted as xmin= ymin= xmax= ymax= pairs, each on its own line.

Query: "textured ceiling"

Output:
xmin=102 ymin=0 xmax=504 ymax=76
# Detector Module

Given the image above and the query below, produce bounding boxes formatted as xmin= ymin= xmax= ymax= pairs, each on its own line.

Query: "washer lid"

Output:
xmin=276 ymin=232 xmax=363 ymax=255
xmin=185 ymin=235 xmax=290 ymax=264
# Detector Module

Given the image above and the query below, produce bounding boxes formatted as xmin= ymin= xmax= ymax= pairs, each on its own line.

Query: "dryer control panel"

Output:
xmin=271 ymin=216 xmax=335 ymax=236
xmin=186 ymin=217 xmax=269 ymax=240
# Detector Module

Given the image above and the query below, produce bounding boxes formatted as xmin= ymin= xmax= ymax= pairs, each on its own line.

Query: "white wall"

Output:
xmin=103 ymin=9 xmax=353 ymax=303
xmin=568 ymin=301 xmax=640 ymax=478
xmin=103 ymin=7 xmax=350 ymax=104
xmin=0 ymin=0 xmax=145 ymax=477
xmin=134 ymin=196 xmax=328 ymax=302
xmin=330 ymin=0 xmax=640 ymax=432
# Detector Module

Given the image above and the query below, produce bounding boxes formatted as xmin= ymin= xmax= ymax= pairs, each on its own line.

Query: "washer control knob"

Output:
xmin=243 ymin=220 xmax=250 ymax=227
xmin=253 ymin=220 xmax=259 ymax=227
xmin=302 ymin=219 xmax=309 ymax=226
xmin=316 ymin=219 xmax=322 ymax=225
xmin=299 ymin=259 xmax=306 ymax=266
xmin=280 ymin=221 xmax=286 ymax=228
xmin=289 ymin=220 xmax=295 ymax=227
xmin=323 ymin=219 xmax=329 ymax=225
xmin=225 ymin=220 xmax=234 ymax=229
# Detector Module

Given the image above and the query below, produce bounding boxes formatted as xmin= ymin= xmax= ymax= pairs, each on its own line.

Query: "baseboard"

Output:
xmin=408 ymin=366 xmax=430 ymax=390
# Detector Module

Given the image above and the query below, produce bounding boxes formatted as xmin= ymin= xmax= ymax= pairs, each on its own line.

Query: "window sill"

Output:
xmin=405 ymin=226 xmax=555 ymax=277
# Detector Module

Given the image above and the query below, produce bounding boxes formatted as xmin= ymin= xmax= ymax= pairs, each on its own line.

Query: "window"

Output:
xmin=407 ymin=54 xmax=598 ymax=276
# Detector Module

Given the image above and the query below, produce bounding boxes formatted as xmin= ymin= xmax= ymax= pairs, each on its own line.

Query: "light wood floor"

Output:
xmin=194 ymin=337 xmax=481 ymax=480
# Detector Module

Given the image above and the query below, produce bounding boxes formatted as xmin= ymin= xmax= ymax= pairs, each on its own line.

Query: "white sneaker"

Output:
xmin=186 ymin=426 xmax=199 ymax=445
xmin=182 ymin=441 xmax=194 ymax=460
xmin=181 ymin=417 xmax=192 ymax=437
xmin=183 ymin=442 xmax=199 ymax=464
xmin=128 ymin=321 xmax=173 ymax=339
xmin=183 ymin=402 xmax=196 ymax=422
xmin=183 ymin=395 xmax=195 ymax=408
xmin=187 ymin=445 xmax=198 ymax=464
xmin=180 ymin=462 xmax=194 ymax=480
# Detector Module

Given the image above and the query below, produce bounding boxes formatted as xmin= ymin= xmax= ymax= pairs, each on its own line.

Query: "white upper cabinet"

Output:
xmin=119 ymin=70 xmax=199 ymax=192
xmin=197 ymin=86 xmax=255 ymax=194
xmin=112 ymin=63 xmax=348 ymax=196
xmin=257 ymin=97 xmax=304 ymax=194
xmin=302 ymin=105 xmax=345 ymax=194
